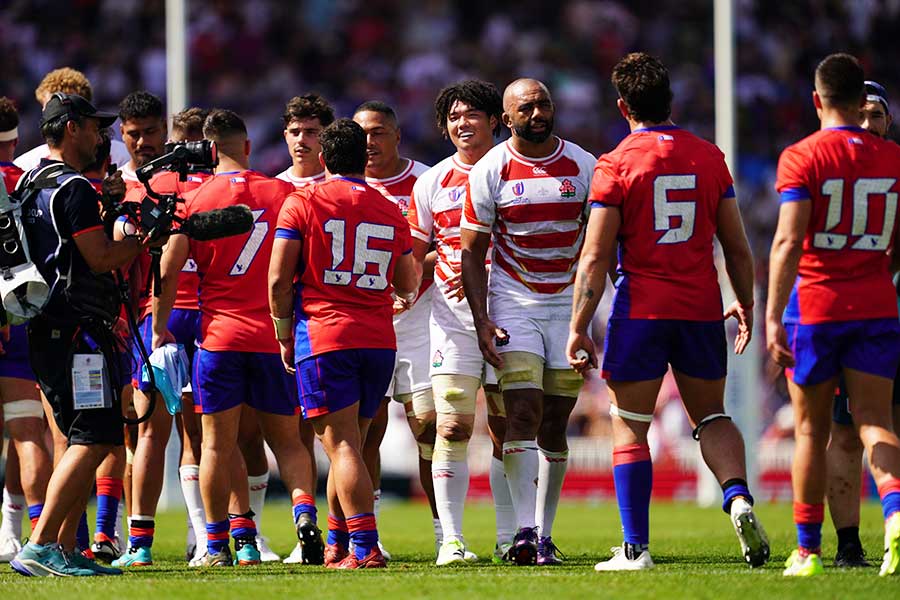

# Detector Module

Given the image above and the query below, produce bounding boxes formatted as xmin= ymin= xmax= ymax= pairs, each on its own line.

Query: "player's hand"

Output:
xmin=279 ymin=339 xmax=296 ymax=375
xmin=151 ymin=328 xmax=176 ymax=351
xmin=0 ymin=323 xmax=9 ymax=355
xmin=102 ymin=170 xmax=125 ymax=201
xmin=443 ymin=272 xmax=466 ymax=302
xmin=475 ymin=318 xmax=505 ymax=369
xmin=724 ymin=301 xmax=753 ymax=355
xmin=765 ymin=318 xmax=795 ymax=368
xmin=566 ymin=330 xmax=597 ymax=376
xmin=393 ymin=296 xmax=412 ymax=314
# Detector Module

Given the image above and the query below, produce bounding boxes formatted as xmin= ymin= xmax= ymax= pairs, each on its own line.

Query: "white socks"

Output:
xmin=502 ymin=441 xmax=539 ymax=530
xmin=248 ymin=472 xmax=269 ymax=533
xmin=180 ymin=464 xmax=206 ymax=550
xmin=536 ymin=447 xmax=569 ymax=538
xmin=433 ymin=517 xmax=443 ymax=545
xmin=373 ymin=488 xmax=382 ymax=519
xmin=489 ymin=457 xmax=516 ymax=545
xmin=0 ymin=488 xmax=24 ymax=540
xmin=432 ymin=458 xmax=469 ymax=540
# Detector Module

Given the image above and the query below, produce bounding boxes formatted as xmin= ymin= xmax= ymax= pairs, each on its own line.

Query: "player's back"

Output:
xmin=288 ymin=176 xmax=411 ymax=359
xmin=187 ymin=170 xmax=293 ymax=352
xmin=594 ymin=126 xmax=731 ymax=321
xmin=776 ymin=128 xmax=900 ymax=324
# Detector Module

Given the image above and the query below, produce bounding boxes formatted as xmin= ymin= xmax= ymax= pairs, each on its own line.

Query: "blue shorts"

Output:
xmin=0 ymin=324 xmax=35 ymax=381
xmin=786 ymin=319 xmax=900 ymax=386
xmin=295 ymin=349 xmax=395 ymax=420
xmin=131 ymin=310 xmax=200 ymax=389
xmin=193 ymin=349 xmax=299 ymax=416
xmin=602 ymin=319 xmax=727 ymax=382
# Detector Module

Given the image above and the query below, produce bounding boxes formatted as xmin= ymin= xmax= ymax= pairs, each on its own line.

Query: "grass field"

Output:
xmin=0 ymin=499 xmax=895 ymax=598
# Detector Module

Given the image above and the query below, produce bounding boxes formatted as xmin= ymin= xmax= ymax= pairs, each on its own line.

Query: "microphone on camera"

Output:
xmin=180 ymin=204 xmax=254 ymax=241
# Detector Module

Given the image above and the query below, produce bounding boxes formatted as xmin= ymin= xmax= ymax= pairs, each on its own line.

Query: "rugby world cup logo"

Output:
xmin=449 ymin=187 xmax=464 ymax=204
xmin=512 ymin=181 xmax=525 ymax=196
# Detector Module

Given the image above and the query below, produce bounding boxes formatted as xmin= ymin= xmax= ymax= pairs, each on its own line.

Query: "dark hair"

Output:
xmin=319 ymin=118 xmax=367 ymax=175
xmin=434 ymin=80 xmax=502 ymax=137
xmin=0 ymin=97 xmax=19 ymax=132
xmin=353 ymin=100 xmax=398 ymax=127
xmin=202 ymin=109 xmax=247 ymax=141
xmin=172 ymin=107 xmax=209 ymax=138
xmin=83 ymin=128 xmax=112 ymax=173
xmin=118 ymin=90 xmax=164 ymax=123
xmin=815 ymin=53 xmax=865 ymax=108
xmin=283 ymin=94 xmax=335 ymax=127
xmin=41 ymin=114 xmax=83 ymax=147
xmin=611 ymin=52 xmax=673 ymax=123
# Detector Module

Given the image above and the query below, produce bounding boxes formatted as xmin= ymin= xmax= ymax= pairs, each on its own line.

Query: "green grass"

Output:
xmin=0 ymin=499 xmax=895 ymax=598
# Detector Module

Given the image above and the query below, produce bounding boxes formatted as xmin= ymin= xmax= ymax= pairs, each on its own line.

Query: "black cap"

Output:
xmin=41 ymin=93 xmax=117 ymax=128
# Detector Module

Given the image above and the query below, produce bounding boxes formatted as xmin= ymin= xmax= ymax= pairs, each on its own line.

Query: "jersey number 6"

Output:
xmin=323 ymin=219 xmax=395 ymax=291
xmin=653 ymin=174 xmax=696 ymax=244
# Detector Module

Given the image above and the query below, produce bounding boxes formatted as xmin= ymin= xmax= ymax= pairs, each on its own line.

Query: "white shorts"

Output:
xmin=491 ymin=301 xmax=572 ymax=370
xmin=429 ymin=314 xmax=497 ymax=385
xmin=388 ymin=286 xmax=433 ymax=398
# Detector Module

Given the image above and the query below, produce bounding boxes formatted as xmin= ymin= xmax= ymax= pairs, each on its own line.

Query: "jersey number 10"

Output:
xmin=813 ymin=178 xmax=898 ymax=251
xmin=323 ymin=219 xmax=395 ymax=291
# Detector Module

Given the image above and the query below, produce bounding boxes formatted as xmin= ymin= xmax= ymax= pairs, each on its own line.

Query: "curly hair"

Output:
xmin=283 ymin=94 xmax=335 ymax=127
xmin=119 ymin=90 xmax=164 ymax=123
xmin=35 ymin=67 xmax=92 ymax=104
xmin=319 ymin=118 xmax=367 ymax=175
xmin=611 ymin=52 xmax=673 ymax=124
xmin=172 ymin=107 xmax=210 ymax=139
xmin=434 ymin=80 xmax=502 ymax=137
xmin=0 ymin=97 xmax=19 ymax=132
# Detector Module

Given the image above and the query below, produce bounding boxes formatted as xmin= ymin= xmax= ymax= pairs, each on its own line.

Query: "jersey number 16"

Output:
xmin=323 ymin=219 xmax=395 ymax=291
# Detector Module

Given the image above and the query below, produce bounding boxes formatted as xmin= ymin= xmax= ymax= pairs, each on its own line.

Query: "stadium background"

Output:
xmin=2 ymin=0 xmax=900 ymax=504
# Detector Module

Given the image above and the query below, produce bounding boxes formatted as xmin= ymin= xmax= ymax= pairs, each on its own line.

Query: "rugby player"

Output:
xmin=767 ymin=53 xmax=900 ymax=577
xmin=407 ymin=80 xmax=515 ymax=564
xmin=152 ymin=110 xmax=321 ymax=567
xmin=269 ymin=117 xmax=420 ymax=569
xmin=567 ymin=52 xmax=768 ymax=571
xmin=461 ymin=78 xmax=595 ymax=566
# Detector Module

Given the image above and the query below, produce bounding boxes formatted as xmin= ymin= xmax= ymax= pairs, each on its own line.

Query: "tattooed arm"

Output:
xmin=567 ymin=205 xmax=621 ymax=373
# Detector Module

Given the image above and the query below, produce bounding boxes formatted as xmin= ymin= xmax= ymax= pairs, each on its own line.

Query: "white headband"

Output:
xmin=0 ymin=127 xmax=17 ymax=142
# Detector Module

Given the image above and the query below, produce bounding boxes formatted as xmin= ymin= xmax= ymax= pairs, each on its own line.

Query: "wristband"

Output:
xmin=271 ymin=315 xmax=293 ymax=341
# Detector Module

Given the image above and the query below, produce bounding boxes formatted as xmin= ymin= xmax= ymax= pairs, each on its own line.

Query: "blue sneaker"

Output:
xmin=112 ymin=546 xmax=153 ymax=567
xmin=67 ymin=551 xmax=122 ymax=575
xmin=234 ymin=538 xmax=260 ymax=566
xmin=10 ymin=542 xmax=96 ymax=576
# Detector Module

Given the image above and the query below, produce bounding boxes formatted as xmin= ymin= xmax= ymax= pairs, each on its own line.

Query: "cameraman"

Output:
xmin=10 ymin=93 xmax=159 ymax=577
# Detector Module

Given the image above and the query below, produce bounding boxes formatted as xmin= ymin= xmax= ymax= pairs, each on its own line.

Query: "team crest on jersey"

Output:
xmin=432 ymin=350 xmax=444 ymax=368
xmin=559 ymin=179 xmax=576 ymax=198
xmin=397 ymin=197 xmax=409 ymax=216
xmin=512 ymin=181 xmax=525 ymax=196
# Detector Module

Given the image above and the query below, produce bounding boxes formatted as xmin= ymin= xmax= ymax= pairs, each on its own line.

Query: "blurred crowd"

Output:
xmin=3 ymin=0 xmax=900 ymax=443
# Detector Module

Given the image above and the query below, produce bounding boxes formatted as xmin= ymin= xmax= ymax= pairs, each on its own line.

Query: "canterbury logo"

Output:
xmin=433 ymin=472 xmax=455 ymax=479
xmin=543 ymin=457 xmax=568 ymax=463
xmin=504 ymin=447 xmax=529 ymax=455
xmin=250 ymin=484 xmax=268 ymax=491
xmin=532 ymin=166 xmax=547 ymax=175
xmin=181 ymin=475 xmax=199 ymax=482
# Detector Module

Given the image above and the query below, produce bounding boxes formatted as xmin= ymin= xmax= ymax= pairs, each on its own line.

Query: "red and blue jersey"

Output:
xmin=775 ymin=127 xmax=900 ymax=324
xmin=590 ymin=126 xmax=733 ymax=321
xmin=275 ymin=176 xmax=412 ymax=362
xmin=0 ymin=161 xmax=24 ymax=192
xmin=185 ymin=170 xmax=293 ymax=353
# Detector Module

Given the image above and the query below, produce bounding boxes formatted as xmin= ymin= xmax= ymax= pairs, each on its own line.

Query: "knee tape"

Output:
xmin=543 ymin=368 xmax=584 ymax=398
xmin=609 ymin=403 xmax=654 ymax=423
xmin=433 ymin=436 xmax=468 ymax=462
xmin=411 ymin=387 xmax=435 ymax=417
xmin=484 ymin=387 xmax=505 ymax=418
xmin=417 ymin=441 xmax=434 ymax=462
xmin=692 ymin=413 xmax=732 ymax=441
xmin=432 ymin=374 xmax=479 ymax=415
xmin=497 ymin=351 xmax=543 ymax=392
xmin=2 ymin=399 xmax=44 ymax=421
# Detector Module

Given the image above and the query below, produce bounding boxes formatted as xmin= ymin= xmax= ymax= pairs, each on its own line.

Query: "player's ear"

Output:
xmin=501 ymin=111 xmax=512 ymax=129
xmin=244 ymin=138 xmax=251 ymax=157
xmin=318 ymin=152 xmax=325 ymax=169
xmin=812 ymin=90 xmax=823 ymax=110
xmin=616 ymin=98 xmax=630 ymax=120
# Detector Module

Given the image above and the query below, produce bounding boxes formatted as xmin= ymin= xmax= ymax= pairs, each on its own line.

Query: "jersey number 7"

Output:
xmin=323 ymin=219 xmax=395 ymax=291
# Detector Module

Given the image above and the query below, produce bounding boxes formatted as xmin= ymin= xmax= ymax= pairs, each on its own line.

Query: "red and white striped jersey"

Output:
xmin=367 ymin=159 xmax=434 ymax=338
xmin=462 ymin=138 xmax=595 ymax=305
xmin=275 ymin=168 xmax=326 ymax=189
